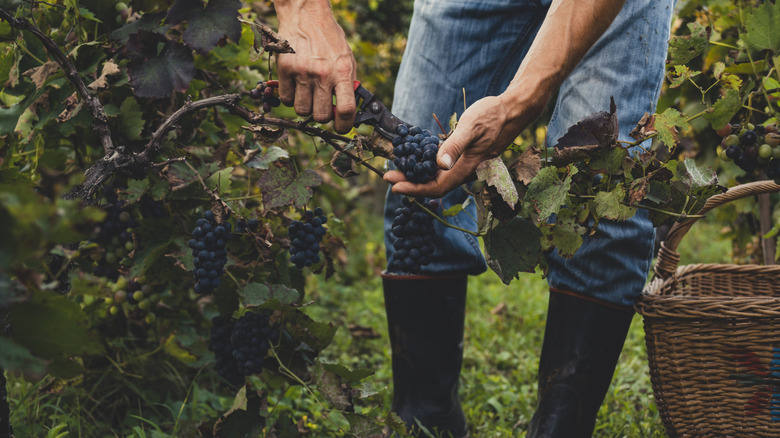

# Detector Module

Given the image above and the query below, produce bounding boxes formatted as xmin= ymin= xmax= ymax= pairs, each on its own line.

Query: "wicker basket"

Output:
xmin=635 ymin=180 xmax=780 ymax=438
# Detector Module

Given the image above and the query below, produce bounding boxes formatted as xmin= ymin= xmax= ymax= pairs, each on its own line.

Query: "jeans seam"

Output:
xmin=486 ymin=6 xmax=547 ymax=96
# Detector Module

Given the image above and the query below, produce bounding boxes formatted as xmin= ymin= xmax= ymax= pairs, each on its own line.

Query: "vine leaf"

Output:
xmin=166 ymin=0 xmax=242 ymax=54
xmin=110 ymin=12 xmax=168 ymax=44
xmin=522 ymin=165 xmax=576 ymax=223
xmin=744 ymin=1 xmax=780 ymax=51
xmin=591 ymin=185 xmax=636 ymax=221
xmin=126 ymin=31 xmax=195 ymax=98
xmin=87 ymin=59 xmax=121 ymax=90
xmin=119 ymin=97 xmax=144 ymax=140
xmin=668 ymin=22 xmax=709 ymax=64
xmin=654 ymin=108 xmax=689 ymax=148
xmin=540 ymin=209 xmax=586 ymax=258
xmin=239 ymin=283 xmax=299 ymax=307
xmin=330 ymin=150 xmax=359 ymax=178
xmin=509 ymin=147 xmax=541 ymax=185
xmin=22 ymin=60 xmax=58 ymax=89
xmin=667 ymin=64 xmax=700 ymax=89
xmin=476 ymin=157 xmax=518 ymax=208
xmin=313 ymin=361 xmax=354 ymax=411
xmin=245 ymin=145 xmax=289 ymax=170
xmin=483 ymin=217 xmax=542 ymax=285
xmin=0 ymin=337 xmax=46 ymax=374
xmin=551 ymin=98 xmax=618 ymax=165
xmin=8 ymin=292 xmax=102 ymax=358
xmin=256 ymin=161 xmax=322 ymax=209
xmin=702 ymin=88 xmax=741 ymax=130
xmin=344 ymin=412 xmax=385 ymax=437
xmin=212 ymin=386 xmax=266 ymax=437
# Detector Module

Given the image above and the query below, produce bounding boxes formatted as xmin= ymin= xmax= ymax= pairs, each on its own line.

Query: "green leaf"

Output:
xmin=522 ymin=166 xmax=575 ymax=222
xmin=321 ymin=361 xmax=374 ymax=382
xmin=205 ymin=166 xmax=234 ymax=194
xmin=109 ymin=12 xmax=168 ymax=44
xmin=591 ymin=185 xmax=637 ymax=221
xmin=256 ymin=161 xmax=322 ymax=210
xmin=0 ymin=336 xmax=46 ymax=374
xmin=702 ymin=88 xmax=741 ymax=130
xmin=475 ymin=157 xmax=518 ymax=208
xmin=9 ymin=292 xmax=102 ymax=358
xmin=667 ymin=64 xmax=700 ymax=88
xmin=166 ymin=0 xmax=242 ymax=53
xmin=119 ymin=97 xmax=144 ymax=140
xmin=244 ymin=146 xmax=289 ymax=170
xmin=344 ymin=412 xmax=384 ymax=436
xmin=483 ymin=217 xmax=542 ymax=285
xmin=313 ymin=361 xmax=353 ymax=410
xmin=588 ymin=147 xmax=629 ymax=176
xmin=668 ymin=22 xmax=709 ymax=64
xmin=744 ymin=1 xmax=780 ymax=51
xmin=239 ymin=283 xmax=299 ymax=307
xmin=654 ymin=108 xmax=689 ymax=147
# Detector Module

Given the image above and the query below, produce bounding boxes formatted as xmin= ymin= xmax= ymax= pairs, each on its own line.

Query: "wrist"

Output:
xmin=499 ymin=73 xmax=558 ymax=130
xmin=274 ymin=0 xmax=333 ymax=23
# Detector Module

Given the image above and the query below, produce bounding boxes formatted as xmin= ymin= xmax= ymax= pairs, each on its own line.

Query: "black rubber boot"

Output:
xmin=526 ymin=289 xmax=634 ymax=438
xmin=383 ymin=274 xmax=469 ymax=438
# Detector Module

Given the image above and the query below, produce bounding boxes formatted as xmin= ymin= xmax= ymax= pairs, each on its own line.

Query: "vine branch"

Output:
xmin=0 ymin=8 xmax=115 ymax=155
xmin=140 ymin=94 xmax=243 ymax=160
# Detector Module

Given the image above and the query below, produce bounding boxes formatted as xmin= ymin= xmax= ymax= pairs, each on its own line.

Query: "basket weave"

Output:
xmin=635 ymin=180 xmax=780 ymax=438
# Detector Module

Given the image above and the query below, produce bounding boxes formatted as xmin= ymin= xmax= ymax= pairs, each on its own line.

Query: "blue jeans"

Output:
xmin=385 ymin=0 xmax=675 ymax=307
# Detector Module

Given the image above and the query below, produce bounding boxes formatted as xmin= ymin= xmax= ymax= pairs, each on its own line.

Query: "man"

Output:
xmin=274 ymin=0 xmax=675 ymax=436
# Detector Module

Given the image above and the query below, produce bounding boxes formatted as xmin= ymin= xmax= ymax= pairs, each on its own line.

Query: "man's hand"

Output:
xmin=383 ymin=0 xmax=625 ymax=198
xmin=274 ymin=0 xmax=357 ymax=133
xmin=384 ymin=94 xmax=543 ymax=198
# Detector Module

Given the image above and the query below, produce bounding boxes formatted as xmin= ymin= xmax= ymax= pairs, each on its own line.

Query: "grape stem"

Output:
xmin=410 ymin=197 xmax=481 ymax=237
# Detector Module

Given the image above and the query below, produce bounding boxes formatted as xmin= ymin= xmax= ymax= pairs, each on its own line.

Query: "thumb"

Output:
xmin=437 ymin=125 xmax=476 ymax=170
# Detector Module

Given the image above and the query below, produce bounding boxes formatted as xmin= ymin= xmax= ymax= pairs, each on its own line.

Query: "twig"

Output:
xmin=255 ymin=22 xmax=295 ymax=54
xmin=151 ymin=157 xmax=187 ymax=167
xmin=228 ymin=104 xmax=385 ymax=176
xmin=0 ymin=8 xmax=114 ymax=155
xmin=140 ymin=94 xmax=243 ymax=160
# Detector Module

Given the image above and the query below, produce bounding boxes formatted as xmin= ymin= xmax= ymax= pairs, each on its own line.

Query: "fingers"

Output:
xmin=332 ymin=79 xmax=357 ymax=134
xmin=383 ymin=156 xmax=477 ymax=198
xmin=437 ymin=124 xmax=474 ymax=171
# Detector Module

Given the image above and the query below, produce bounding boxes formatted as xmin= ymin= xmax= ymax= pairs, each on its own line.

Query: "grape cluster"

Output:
xmin=110 ymin=279 xmax=159 ymax=323
xmin=249 ymin=80 xmax=281 ymax=113
xmin=288 ymin=208 xmax=328 ymax=268
xmin=389 ymin=197 xmax=438 ymax=274
xmin=91 ymin=187 xmax=137 ymax=281
xmin=188 ymin=211 xmax=230 ymax=294
xmin=208 ymin=312 xmax=280 ymax=385
xmin=208 ymin=316 xmax=242 ymax=385
xmin=392 ymin=124 xmax=440 ymax=184
xmin=717 ymin=123 xmax=780 ymax=178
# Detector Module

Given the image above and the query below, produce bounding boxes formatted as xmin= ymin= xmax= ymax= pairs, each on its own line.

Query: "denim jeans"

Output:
xmin=385 ymin=0 xmax=675 ymax=307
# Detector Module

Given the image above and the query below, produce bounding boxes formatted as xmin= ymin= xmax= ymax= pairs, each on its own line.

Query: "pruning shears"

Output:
xmin=352 ymin=80 xmax=407 ymax=140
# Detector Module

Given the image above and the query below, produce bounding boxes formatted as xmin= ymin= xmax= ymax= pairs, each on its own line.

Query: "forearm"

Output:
xmin=501 ymin=0 xmax=626 ymax=120
xmin=273 ymin=0 xmax=333 ymax=23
